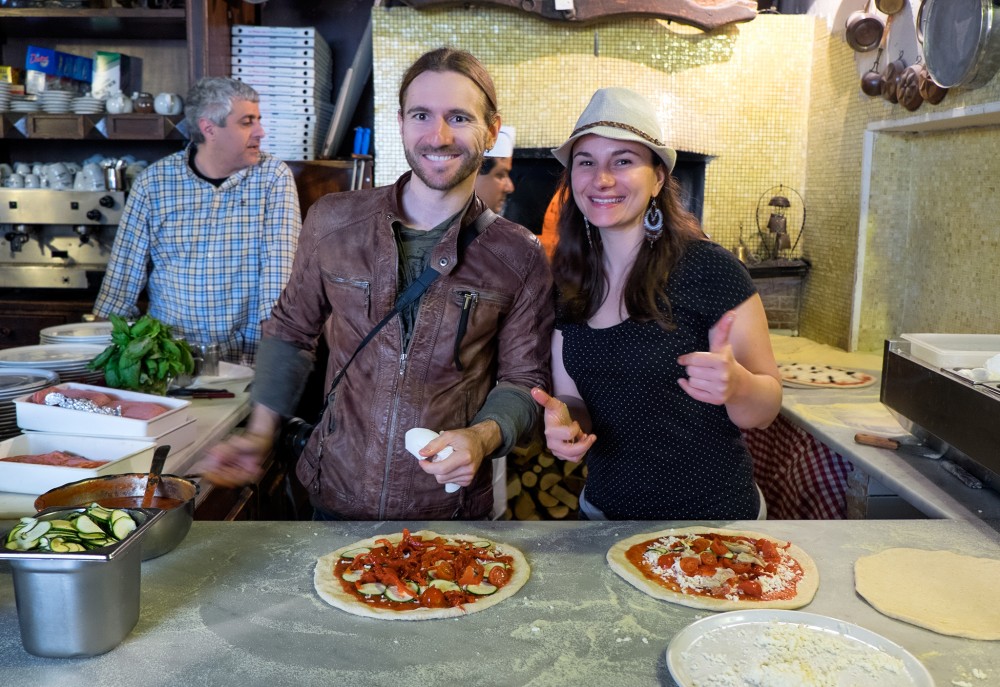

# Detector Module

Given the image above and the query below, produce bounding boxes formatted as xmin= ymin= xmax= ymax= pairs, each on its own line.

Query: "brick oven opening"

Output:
xmin=503 ymin=149 xmax=708 ymax=236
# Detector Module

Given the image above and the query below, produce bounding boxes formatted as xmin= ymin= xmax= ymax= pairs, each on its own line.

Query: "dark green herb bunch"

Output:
xmin=87 ymin=314 xmax=195 ymax=395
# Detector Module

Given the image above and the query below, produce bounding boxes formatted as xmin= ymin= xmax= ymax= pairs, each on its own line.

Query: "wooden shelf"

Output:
xmin=1 ymin=113 xmax=187 ymax=140
xmin=0 ymin=8 xmax=186 ymax=40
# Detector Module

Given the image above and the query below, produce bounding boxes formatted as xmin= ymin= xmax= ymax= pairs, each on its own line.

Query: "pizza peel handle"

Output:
xmin=854 ymin=433 xmax=900 ymax=449
xmin=404 ymin=428 xmax=461 ymax=493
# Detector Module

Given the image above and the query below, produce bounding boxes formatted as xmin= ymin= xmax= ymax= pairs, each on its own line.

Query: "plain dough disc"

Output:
xmin=855 ymin=547 xmax=1000 ymax=640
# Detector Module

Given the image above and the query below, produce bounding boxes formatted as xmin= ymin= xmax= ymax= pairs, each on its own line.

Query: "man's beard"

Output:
xmin=404 ymin=145 xmax=482 ymax=192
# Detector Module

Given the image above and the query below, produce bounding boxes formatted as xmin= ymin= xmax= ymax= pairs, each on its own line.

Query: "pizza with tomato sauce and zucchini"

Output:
xmin=607 ymin=527 xmax=818 ymax=611
xmin=314 ymin=529 xmax=530 ymax=620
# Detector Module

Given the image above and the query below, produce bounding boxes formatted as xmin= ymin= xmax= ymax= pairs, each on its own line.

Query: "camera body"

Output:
xmin=279 ymin=417 xmax=314 ymax=460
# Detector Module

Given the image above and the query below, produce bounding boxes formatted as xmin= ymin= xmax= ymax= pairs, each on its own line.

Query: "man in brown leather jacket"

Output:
xmin=199 ymin=48 xmax=554 ymax=520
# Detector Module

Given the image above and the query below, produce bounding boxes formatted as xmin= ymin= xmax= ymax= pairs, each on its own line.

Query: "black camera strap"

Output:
xmin=321 ymin=207 xmax=497 ymax=417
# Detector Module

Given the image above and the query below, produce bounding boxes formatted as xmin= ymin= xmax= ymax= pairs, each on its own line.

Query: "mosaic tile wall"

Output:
xmin=372 ymin=4 xmax=1000 ymax=352
xmin=372 ymin=7 xmax=814 ymax=259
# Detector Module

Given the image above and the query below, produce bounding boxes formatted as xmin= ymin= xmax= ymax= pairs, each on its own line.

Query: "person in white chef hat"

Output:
xmin=474 ymin=125 xmax=515 ymax=214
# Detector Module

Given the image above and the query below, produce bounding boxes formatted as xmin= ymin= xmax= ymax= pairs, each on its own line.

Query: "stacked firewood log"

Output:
xmin=503 ymin=436 xmax=587 ymax=520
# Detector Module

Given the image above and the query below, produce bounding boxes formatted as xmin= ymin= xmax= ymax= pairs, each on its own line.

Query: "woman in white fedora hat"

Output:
xmin=531 ymin=87 xmax=781 ymax=520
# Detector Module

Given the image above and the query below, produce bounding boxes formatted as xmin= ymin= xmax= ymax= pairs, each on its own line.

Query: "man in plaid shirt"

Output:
xmin=93 ymin=77 xmax=301 ymax=366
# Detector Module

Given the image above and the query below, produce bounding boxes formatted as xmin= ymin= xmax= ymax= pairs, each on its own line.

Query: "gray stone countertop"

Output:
xmin=1 ymin=520 xmax=998 ymax=686
xmin=769 ymin=335 xmax=1000 ymax=523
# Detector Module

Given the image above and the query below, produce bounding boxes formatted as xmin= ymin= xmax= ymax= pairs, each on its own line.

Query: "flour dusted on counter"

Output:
xmin=682 ymin=622 xmax=909 ymax=687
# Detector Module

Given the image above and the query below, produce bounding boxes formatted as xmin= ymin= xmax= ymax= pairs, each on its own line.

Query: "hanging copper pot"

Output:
xmin=845 ymin=0 xmax=884 ymax=53
xmin=917 ymin=63 xmax=949 ymax=104
xmin=882 ymin=56 xmax=905 ymax=103
xmin=874 ymin=0 xmax=906 ymax=15
xmin=898 ymin=64 xmax=924 ymax=111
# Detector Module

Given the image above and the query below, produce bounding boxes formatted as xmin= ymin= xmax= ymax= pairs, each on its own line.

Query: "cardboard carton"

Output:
xmin=92 ymin=51 xmax=142 ymax=100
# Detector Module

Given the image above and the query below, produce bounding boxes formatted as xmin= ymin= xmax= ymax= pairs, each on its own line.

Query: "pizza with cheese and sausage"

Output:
xmin=314 ymin=529 xmax=530 ymax=620
xmin=607 ymin=527 xmax=819 ymax=611
xmin=778 ymin=363 xmax=876 ymax=389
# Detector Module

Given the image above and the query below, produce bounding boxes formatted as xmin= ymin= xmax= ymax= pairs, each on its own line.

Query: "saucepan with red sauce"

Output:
xmin=34 ymin=473 xmax=196 ymax=560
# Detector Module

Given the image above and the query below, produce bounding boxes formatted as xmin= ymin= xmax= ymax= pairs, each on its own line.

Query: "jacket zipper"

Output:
xmin=453 ymin=290 xmax=478 ymax=371
xmin=326 ymin=276 xmax=371 ymax=316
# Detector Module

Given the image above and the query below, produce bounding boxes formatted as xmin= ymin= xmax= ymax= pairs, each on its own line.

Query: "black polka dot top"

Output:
xmin=559 ymin=240 xmax=760 ymax=520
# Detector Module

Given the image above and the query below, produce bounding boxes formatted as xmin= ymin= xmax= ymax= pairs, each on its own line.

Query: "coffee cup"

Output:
xmin=14 ymin=163 xmax=31 ymax=176
xmin=154 ymin=92 xmax=183 ymax=116
xmin=81 ymin=163 xmax=105 ymax=191
xmin=0 ymin=163 xmax=12 ymax=178
xmin=45 ymin=162 xmax=73 ymax=190
xmin=23 ymin=174 xmax=40 ymax=189
xmin=4 ymin=173 xmax=24 ymax=188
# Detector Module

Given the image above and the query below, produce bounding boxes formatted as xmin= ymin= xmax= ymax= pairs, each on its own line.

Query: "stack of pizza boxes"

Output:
xmin=230 ymin=25 xmax=334 ymax=161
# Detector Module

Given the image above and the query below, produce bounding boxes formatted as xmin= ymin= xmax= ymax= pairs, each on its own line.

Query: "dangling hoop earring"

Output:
xmin=584 ymin=216 xmax=594 ymax=250
xmin=643 ymin=199 xmax=664 ymax=246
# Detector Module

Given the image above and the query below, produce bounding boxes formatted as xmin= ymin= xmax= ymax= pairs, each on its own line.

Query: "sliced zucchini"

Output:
xmin=49 ymin=538 xmax=70 ymax=553
xmin=73 ymin=515 xmax=103 ymax=535
xmin=87 ymin=505 xmax=113 ymax=522
xmin=427 ymin=579 xmax=461 ymax=593
xmin=16 ymin=520 xmax=51 ymax=548
xmin=356 ymin=582 xmax=386 ymax=596
xmin=341 ymin=569 xmax=364 ymax=583
xmin=340 ymin=547 xmax=371 ymax=559
xmin=465 ymin=582 xmax=498 ymax=595
xmin=471 ymin=540 xmax=493 ymax=550
xmin=384 ymin=581 xmax=418 ymax=602
xmin=111 ymin=515 xmax=137 ymax=540
xmin=109 ymin=509 xmax=130 ymax=522
xmin=482 ymin=561 xmax=507 ymax=574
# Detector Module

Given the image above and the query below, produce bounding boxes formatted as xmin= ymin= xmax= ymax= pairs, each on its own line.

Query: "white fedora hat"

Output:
xmin=552 ymin=87 xmax=676 ymax=172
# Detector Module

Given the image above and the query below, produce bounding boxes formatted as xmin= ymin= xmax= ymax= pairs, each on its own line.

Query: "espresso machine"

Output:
xmin=0 ymin=189 xmax=125 ymax=290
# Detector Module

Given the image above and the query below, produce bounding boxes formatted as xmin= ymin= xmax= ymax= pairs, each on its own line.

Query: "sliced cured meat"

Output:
xmin=115 ymin=401 xmax=169 ymax=420
xmin=0 ymin=451 xmax=107 ymax=469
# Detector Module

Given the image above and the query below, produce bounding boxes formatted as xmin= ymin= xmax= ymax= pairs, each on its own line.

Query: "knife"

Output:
xmin=854 ymin=433 xmax=945 ymax=459
xmin=167 ymin=389 xmax=234 ymax=399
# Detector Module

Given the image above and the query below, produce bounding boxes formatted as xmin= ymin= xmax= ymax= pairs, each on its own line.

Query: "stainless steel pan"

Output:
xmin=921 ymin=0 xmax=1000 ymax=89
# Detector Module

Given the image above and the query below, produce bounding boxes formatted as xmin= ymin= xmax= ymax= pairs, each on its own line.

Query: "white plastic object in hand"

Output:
xmin=404 ymin=427 xmax=460 ymax=493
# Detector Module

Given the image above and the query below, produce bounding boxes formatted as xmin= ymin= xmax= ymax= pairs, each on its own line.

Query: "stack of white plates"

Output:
xmin=39 ymin=322 xmax=114 ymax=346
xmin=38 ymin=90 xmax=74 ymax=114
xmin=0 ymin=368 xmax=59 ymax=441
xmin=0 ymin=83 xmax=11 ymax=113
xmin=72 ymin=95 xmax=104 ymax=115
xmin=0 ymin=343 xmax=106 ymax=385
xmin=9 ymin=97 xmax=40 ymax=114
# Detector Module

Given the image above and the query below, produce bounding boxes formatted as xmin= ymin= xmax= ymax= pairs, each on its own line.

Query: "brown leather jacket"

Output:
xmin=263 ymin=173 xmax=554 ymax=519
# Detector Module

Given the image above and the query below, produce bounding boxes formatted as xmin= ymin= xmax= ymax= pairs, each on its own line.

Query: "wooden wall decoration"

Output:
xmin=395 ymin=0 xmax=758 ymax=31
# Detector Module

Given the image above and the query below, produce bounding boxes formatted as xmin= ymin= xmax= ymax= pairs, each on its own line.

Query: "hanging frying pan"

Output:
xmin=921 ymin=0 xmax=1000 ymax=89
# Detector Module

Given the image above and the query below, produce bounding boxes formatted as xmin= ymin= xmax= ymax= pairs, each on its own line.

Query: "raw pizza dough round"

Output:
xmin=314 ymin=529 xmax=530 ymax=621
xmin=855 ymin=547 xmax=1000 ymax=640
xmin=607 ymin=526 xmax=819 ymax=611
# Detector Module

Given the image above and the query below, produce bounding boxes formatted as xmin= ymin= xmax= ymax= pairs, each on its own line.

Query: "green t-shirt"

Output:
xmin=394 ymin=212 xmax=457 ymax=350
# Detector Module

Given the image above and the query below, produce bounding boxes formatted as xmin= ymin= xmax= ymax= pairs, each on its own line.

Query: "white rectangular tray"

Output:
xmin=901 ymin=333 xmax=1000 ymax=369
xmin=0 ymin=433 xmax=156 ymax=495
xmin=14 ymin=383 xmax=192 ymax=438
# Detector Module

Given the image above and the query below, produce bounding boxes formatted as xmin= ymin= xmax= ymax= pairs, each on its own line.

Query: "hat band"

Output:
xmin=570 ymin=120 xmax=664 ymax=148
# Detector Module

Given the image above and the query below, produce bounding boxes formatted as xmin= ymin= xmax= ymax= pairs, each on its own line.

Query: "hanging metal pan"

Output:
xmin=875 ymin=0 xmax=906 ymax=15
xmin=922 ymin=0 xmax=1000 ymax=89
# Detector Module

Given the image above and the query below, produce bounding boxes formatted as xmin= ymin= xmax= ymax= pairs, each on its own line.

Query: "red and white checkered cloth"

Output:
xmin=743 ymin=415 xmax=854 ymax=519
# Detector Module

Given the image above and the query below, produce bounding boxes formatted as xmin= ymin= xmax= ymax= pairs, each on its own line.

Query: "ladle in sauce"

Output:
xmin=141 ymin=444 xmax=171 ymax=509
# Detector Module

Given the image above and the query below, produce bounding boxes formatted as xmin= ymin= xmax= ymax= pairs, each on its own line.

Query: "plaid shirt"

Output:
xmin=93 ymin=146 xmax=301 ymax=365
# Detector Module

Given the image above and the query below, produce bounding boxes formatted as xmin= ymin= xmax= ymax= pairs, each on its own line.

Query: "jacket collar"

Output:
xmin=389 ymin=171 xmax=487 ymax=276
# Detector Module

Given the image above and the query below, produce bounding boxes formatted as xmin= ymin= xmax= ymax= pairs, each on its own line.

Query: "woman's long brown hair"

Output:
xmin=550 ymin=161 xmax=706 ymax=329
